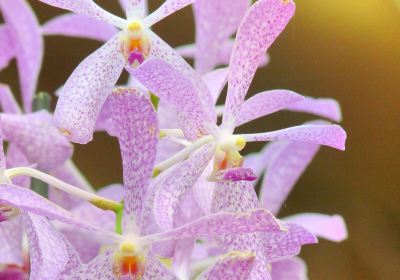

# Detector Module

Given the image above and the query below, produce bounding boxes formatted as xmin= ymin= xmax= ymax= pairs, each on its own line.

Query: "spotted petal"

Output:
xmin=0 ymin=0 xmax=43 ymax=112
xmin=125 ymin=0 xmax=147 ymax=20
xmin=43 ymin=13 xmax=118 ymax=42
xmin=24 ymin=213 xmax=69 ymax=280
xmin=236 ymin=90 xmax=304 ymax=127
xmin=287 ymin=96 xmax=342 ymax=122
xmin=0 ymin=25 xmax=15 ymax=71
xmin=144 ymin=0 xmax=195 ymax=27
xmin=196 ymin=251 xmax=256 ymax=280
xmin=0 ymin=84 xmax=22 ymax=114
xmin=54 ymin=34 xmax=125 ymax=144
xmin=222 ymin=0 xmax=295 ymax=130
xmin=241 ymin=123 xmax=347 ymax=150
xmin=193 ymin=0 xmax=249 ymax=75
xmin=271 ymin=257 xmax=307 ymax=280
xmin=202 ymin=68 xmax=229 ymax=104
xmin=283 ymin=213 xmax=348 ymax=242
xmin=110 ymin=88 xmax=158 ymax=233
xmin=260 ymin=141 xmax=320 ymax=215
xmin=1 ymin=111 xmax=73 ymax=170
xmin=142 ymin=252 xmax=179 ymax=280
xmin=0 ymin=217 xmax=23 ymax=265
xmin=37 ymin=0 xmax=126 ymax=28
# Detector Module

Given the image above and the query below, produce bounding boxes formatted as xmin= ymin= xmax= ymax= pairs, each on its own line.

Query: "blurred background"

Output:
xmin=1 ymin=0 xmax=399 ymax=279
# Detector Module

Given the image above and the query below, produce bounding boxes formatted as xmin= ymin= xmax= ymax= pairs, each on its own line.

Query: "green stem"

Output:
xmin=31 ymin=178 xmax=48 ymax=198
xmin=32 ymin=91 xmax=52 ymax=112
xmin=114 ymin=202 xmax=124 ymax=234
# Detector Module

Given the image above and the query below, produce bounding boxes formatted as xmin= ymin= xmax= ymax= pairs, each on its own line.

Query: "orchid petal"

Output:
xmin=125 ymin=0 xmax=147 ymax=20
xmin=0 ymin=84 xmax=21 ymax=114
xmin=143 ymin=209 xmax=283 ymax=244
xmin=54 ymin=34 xmax=125 ymax=144
xmin=193 ymin=0 xmax=249 ymax=75
xmin=1 ymin=111 xmax=73 ymax=170
xmin=43 ymin=13 xmax=118 ymax=42
xmin=222 ymin=0 xmax=295 ymax=130
xmin=236 ymin=90 xmax=304 ymax=127
xmin=0 ymin=184 xmax=115 ymax=238
xmin=215 ymin=167 xmax=257 ymax=182
xmin=131 ymin=58 xmax=215 ymax=139
xmin=24 ymin=213 xmax=69 ymax=280
xmin=110 ymin=88 xmax=158 ymax=232
xmin=143 ymin=0 xmax=195 ymax=27
xmin=241 ymin=123 xmax=347 ymax=150
xmin=0 ymin=126 xmax=5 ymax=174
xmin=271 ymin=257 xmax=307 ymax=280
xmin=37 ymin=0 xmax=126 ymax=28
xmin=0 ymin=0 xmax=43 ymax=112
xmin=287 ymin=96 xmax=343 ymax=122
xmin=263 ymin=223 xmax=317 ymax=262
xmin=283 ymin=213 xmax=348 ymax=242
xmin=175 ymin=43 xmax=196 ymax=58
xmin=0 ymin=267 xmax=26 ymax=279
xmin=5 ymin=144 xmax=31 ymax=188
xmin=0 ymin=217 xmax=23 ymax=265
xmin=154 ymin=143 xmax=214 ymax=230
xmin=143 ymin=252 xmax=179 ymax=280
xmin=0 ymin=25 xmax=15 ymax=71
xmin=202 ymin=68 xmax=229 ymax=104
xmin=197 ymin=251 xmax=256 ymax=280
xmin=260 ymin=141 xmax=320 ymax=215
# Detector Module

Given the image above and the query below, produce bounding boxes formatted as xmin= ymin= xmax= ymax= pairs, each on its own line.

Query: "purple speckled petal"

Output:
xmin=37 ymin=0 xmax=126 ymax=27
xmin=125 ymin=0 xmax=147 ymax=19
xmin=110 ymin=88 xmax=158 ymax=233
xmin=236 ymin=90 xmax=304 ymax=127
xmin=193 ymin=0 xmax=249 ymax=75
xmin=286 ymin=96 xmax=342 ymax=122
xmin=43 ymin=13 xmax=118 ymax=42
xmin=222 ymin=0 xmax=295 ymax=130
xmin=49 ymin=161 xmax=94 ymax=210
xmin=54 ymin=34 xmax=125 ymax=144
xmin=5 ymin=144 xmax=31 ymax=188
xmin=154 ymin=143 xmax=214 ymax=230
xmin=271 ymin=257 xmax=307 ymax=280
xmin=142 ymin=252 xmax=178 ymax=280
xmin=241 ymin=123 xmax=347 ymax=150
xmin=0 ymin=217 xmax=23 ymax=265
xmin=260 ymin=141 xmax=320 ymax=215
xmin=0 ymin=84 xmax=22 ymax=114
xmin=0 ymin=25 xmax=15 ymax=71
xmin=131 ymin=58 xmax=215 ymax=140
xmin=263 ymin=223 xmax=317 ymax=262
xmin=0 ymin=184 xmax=116 ymax=238
xmin=215 ymin=167 xmax=257 ymax=182
xmin=1 ymin=111 xmax=73 ymax=170
xmin=24 ymin=212 xmax=69 ymax=280
xmin=144 ymin=209 xmax=283 ymax=243
xmin=283 ymin=213 xmax=348 ymax=242
xmin=0 ymin=0 xmax=43 ymax=112
xmin=197 ymin=251 xmax=256 ymax=280
xmin=65 ymin=247 xmax=114 ymax=279
xmin=144 ymin=0 xmax=195 ymax=27
xmin=202 ymin=68 xmax=229 ymax=104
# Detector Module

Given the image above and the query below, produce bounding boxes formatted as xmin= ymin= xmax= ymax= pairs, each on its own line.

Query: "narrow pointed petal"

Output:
xmin=144 ymin=0 xmax=195 ymax=27
xmin=242 ymin=124 xmax=347 ymax=150
xmin=193 ymin=0 xmax=249 ymax=75
xmin=287 ymin=96 xmax=342 ymax=122
xmin=0 ymin=25 xmax=15 ymax=71
xmin=125 ymin=0 xmax=147 ymax=19
xmin=143 ymin=252 xmax=179 ymax=280
xmin=143 ymin=209 xmax=283 ymax=243
xmin=131 ymin=58 xmax=215 ymax=139
xmin=197 ymin=251 xmax=256 ymax=280
xmin=0 ymin=0 xmax=43 ymax=112
xmin=260 ymin=141 xmax=320 ymax=215
xmin=202 ymin=68 xmax=229 ymax=104
xmin=37 ymin=0 xmax=126 ymax=28
xmin=222 ymin=0 xmax=295 ymax=129
xmin=263 ymin=223 xmax=317 ymax=262
xmin=43 ymin=13 xmax=118 ymax=42
xmin=0 ymin=84 xmax=22 ymax=114
xmin=0 ymin=217 xmax=23 ymax=265
xmin=236 ymin=90 xmax=304 ymax=127
xmin=271 ymin=257 xmax=307 ymax=280
xmin=110 ymin=88 xmax=158 ymax=232
xmin=1 ymin=112 xmax=73 ymax=170
xmin=283 ymin=213 xmax=348 ymax=242
xmin=0 ymin=184 xmax=116 ymax=238
xmin=24 ymin=213 xmax=69 ymax=280
xmin=54 ymin=35 xmax=125 ymax=144
xmin=154 ymin=143 xmax=214 ymax=230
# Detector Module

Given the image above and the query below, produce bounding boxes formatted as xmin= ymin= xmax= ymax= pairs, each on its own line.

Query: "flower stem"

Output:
xmin=4 ymin=167 xmax=122 ymax=211
xmin=114 ymin=202 xmax=124 ymax=234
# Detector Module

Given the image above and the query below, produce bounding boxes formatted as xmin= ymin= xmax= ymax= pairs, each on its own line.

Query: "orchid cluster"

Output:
xmin=0 ymin=0 xmax=348 ymax=279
